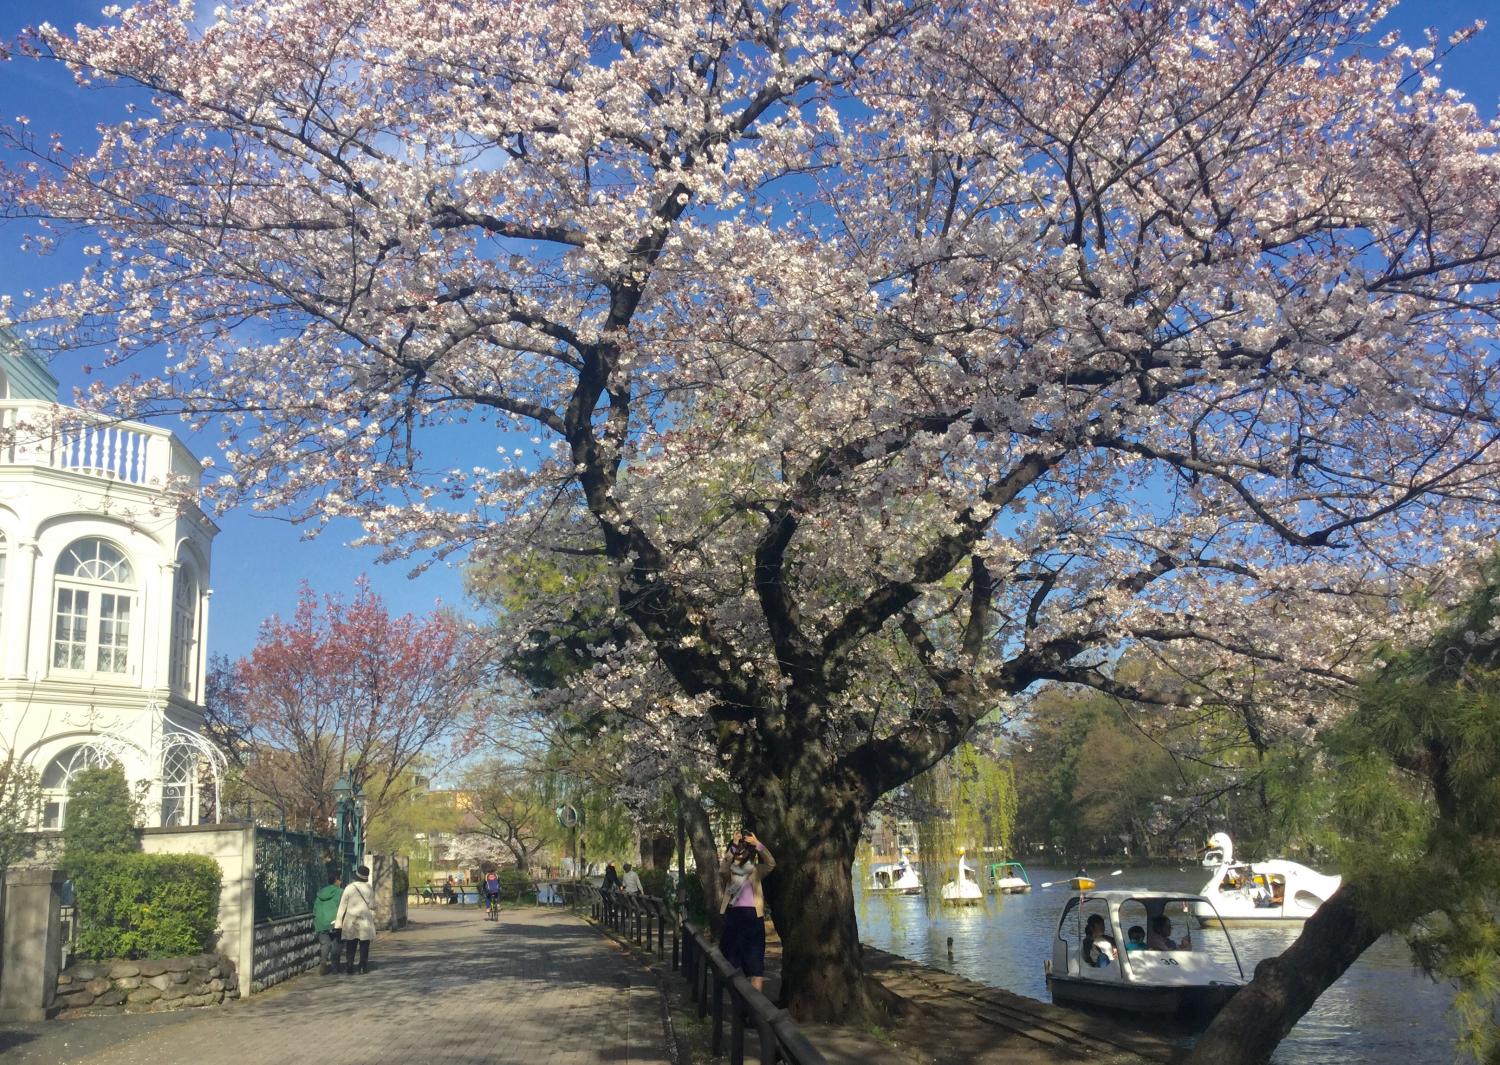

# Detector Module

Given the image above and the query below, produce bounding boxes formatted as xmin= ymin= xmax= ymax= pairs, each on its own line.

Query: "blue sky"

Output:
xmin=0 ymin=0 xmax=1497 ymax=661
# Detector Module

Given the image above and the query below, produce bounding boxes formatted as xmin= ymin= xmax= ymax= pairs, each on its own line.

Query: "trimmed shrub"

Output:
xmin=62 ymin=764 xmax=139 ymax=866
xmin=72 ymin=853 xmax=221 ymax=960
xmin=498 ymin=867 xmax=531 ymax=898
xmin=639 ymin=868 xmax=671 ymax=899
xmin=680 ymin=873 xmax=708 ymax=922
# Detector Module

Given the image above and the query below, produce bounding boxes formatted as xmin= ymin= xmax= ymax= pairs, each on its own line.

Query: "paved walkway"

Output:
xmin=0 ymin=906 xmax=672 ymax=1065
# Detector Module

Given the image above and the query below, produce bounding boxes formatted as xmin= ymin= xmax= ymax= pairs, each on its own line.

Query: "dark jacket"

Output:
xmin=313 ymin=883 xmax=342 ymax=933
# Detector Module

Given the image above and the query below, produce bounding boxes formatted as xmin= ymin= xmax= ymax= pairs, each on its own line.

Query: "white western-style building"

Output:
xmin=0 ymin=326 xmax=222 ymax=828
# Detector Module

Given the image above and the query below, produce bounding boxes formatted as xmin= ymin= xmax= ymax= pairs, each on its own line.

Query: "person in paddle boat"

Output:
xmin=1084 ymin=914 xmax=1118 ymax=967
xmin=1125 ymin=925 xmax=1147 ymax=953
xmin=1147 ymin=913 xmax=1192 ymax=951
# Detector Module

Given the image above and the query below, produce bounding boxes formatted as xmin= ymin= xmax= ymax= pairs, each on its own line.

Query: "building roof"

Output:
xmin=0 ymin=325 xmax=60 ymax=401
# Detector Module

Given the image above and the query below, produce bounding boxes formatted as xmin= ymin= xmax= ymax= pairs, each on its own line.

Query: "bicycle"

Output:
xmin=485 ymin=893 xmax=501 ymax=921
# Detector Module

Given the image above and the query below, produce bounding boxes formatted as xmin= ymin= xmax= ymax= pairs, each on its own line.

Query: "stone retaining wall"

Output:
xmin=251 ymin=914 xmax=319 ymax=991
xmin=52 ymin=954 xmax=238 ymax=1018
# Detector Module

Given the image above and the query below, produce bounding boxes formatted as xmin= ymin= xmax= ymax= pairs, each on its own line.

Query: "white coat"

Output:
xmin=334 ymin=879 xmax=378 ymax=942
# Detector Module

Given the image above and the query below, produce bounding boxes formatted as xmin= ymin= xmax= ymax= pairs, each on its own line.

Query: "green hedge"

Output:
xmin=72 ymin=853 xmax=222 ymax=960
xmin=639 ymin=868 xmax=671 ymax=899
xmin=498 ymin=868 xmax=531 ymax=898
xmin=680 ymin=873 xmax=708 ymax=922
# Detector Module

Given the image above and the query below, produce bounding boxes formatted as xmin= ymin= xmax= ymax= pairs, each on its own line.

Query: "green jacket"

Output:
xmin=313 ymin=883 xmax=342 ymax=932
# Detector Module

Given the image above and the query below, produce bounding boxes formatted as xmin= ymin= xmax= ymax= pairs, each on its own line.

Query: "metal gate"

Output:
xmin=253 ymin=827 xmax=351 ymax=923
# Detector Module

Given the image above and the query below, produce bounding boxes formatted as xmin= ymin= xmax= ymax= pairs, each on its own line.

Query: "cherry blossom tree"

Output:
xmin=2 ymin=0 xmax=1499 ymax=1022
xmin=229 ymin=580 xmax=489 ymax=830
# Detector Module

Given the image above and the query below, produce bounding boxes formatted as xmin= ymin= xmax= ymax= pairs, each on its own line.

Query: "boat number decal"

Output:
xmin=1160 ymin=958 xmax=1179 ymax=966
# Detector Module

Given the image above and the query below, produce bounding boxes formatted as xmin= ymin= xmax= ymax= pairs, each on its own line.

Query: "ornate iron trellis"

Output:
xmin=156 ymin=725 xmax=226 ymax=826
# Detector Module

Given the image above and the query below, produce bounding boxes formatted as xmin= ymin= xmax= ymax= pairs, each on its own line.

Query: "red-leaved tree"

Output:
xmin=231 ymin=579 xmax=490 ymax=832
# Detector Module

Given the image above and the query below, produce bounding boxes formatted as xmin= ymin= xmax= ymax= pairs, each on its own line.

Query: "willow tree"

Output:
xmin=4 ymin=0 xmax=1499 ymax=1021
xmin=911 ymin=742 xmax=1017 ymax=904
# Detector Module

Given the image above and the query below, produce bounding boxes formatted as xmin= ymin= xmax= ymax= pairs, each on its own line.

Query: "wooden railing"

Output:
xmin=568 ymin=884 xmax=828 ymax=1065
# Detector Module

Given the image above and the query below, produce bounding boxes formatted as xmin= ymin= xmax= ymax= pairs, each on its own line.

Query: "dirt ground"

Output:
xmin=591 ymin=912 xmax=1180 ymax=1065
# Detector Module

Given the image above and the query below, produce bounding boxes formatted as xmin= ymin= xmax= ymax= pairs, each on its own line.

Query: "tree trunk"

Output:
xmin=674 ymin=782 xmax=723 ymax=924
xmin=1184 ymin=884 xmax=1382 ymax=1065
xmin=641 ymin=828 xmax=675 ymax=871
xmin=758 ymin=797 xmax=875 ymax=1022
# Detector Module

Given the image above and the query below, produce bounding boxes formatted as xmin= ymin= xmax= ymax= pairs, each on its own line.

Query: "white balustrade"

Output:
xmin=0 ymin=400 xmax=199 ymax=490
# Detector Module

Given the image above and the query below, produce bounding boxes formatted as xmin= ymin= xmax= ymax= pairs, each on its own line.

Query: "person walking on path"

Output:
xmin=718 ymin=831 xmax=775 ymax=993
xmin=335 ymin=864 xmax=378 ymax=974
xmin=601 ymin=863 xmax=621 ymax=893
xmin=620 ymin=863 xmax=643 ymax=895
xmin=313 ymin=872 xmax=343 ymax=974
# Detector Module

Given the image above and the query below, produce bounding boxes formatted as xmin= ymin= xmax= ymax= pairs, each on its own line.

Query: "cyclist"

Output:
xmin=482 ymin=870 xmax=502 ymax=920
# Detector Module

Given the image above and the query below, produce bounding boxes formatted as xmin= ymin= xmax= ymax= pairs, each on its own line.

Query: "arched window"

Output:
xmin=169 ymin=563 xmax=198 ymax=696
xmin=39 ymin=744 xmax=114 ymax=829
xmin=52 ymin=538 xmax=135 ymax=675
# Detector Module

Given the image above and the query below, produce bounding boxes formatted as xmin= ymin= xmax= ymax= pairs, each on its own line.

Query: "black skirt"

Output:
xmin=719 ymin=905 xmax=766 ymax=977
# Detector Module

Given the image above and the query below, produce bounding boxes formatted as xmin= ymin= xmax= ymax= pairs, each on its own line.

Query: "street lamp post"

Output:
xmin=332 ymin=773 xmax=364 ymax=876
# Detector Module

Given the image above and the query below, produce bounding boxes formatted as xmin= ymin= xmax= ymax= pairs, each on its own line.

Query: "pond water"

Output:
xmin=855 ymin=864 xmax=1455 ymax=1064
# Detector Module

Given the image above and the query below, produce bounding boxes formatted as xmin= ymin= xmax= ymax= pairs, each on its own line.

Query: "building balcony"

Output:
xmin=0 ymin=399 xmax=202 ymax=492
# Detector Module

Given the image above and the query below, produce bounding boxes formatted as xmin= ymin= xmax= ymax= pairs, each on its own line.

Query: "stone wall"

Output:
xmin=51 ymin=954 xmax=238 ymax=1018
xmin=250 ymin=914 xmax=318 ymax=992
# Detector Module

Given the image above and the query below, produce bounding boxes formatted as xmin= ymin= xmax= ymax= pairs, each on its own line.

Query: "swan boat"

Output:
xmin=869 ymin=850 xmax=923 ymax=895
xmin=985 ymin=860 xmax=1033 ymax=894
xmin=1194 ymin=832 xmax=1341 ymax=927
xmin=1045 ymin=880 xmax=1245 ymax=1025
xmin=939 ymin=850 xmax=984 ymax=905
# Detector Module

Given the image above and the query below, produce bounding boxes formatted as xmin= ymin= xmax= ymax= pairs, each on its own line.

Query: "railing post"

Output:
xmin=757 ymin=1013 xmax=777 ymax=1065
xmin=730 ymin=983 xmax=747 ymax=1065
xmin=711 ymin=966 xmax=725 ymax=1057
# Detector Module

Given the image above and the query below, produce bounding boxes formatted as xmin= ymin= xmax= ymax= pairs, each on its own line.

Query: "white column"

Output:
xmin=195 ymin=588 xmax=213 ymax=705
xmin=10 ymin=538 xmax=41 ymax=681
xmin=147 ymin=560 xmax=178 ymax=692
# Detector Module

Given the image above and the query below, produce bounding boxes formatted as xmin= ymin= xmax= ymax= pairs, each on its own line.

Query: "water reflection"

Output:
xmin=856 ymin=864 xmax=1454 ymax=1064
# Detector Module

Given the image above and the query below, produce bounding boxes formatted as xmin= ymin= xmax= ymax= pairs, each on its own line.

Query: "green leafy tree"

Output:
xmin=1188 ymin=560 xmax=1500 ymax=1065
xmin=62 ymin=764 xmax=139 ymax=866
xmin=0 ymin=754 xmax=42 ymax=875
xmin=364 ymin=768 xmax=462 ymax=857
xmin=1012 ymin=686 xmax=1188 ymax=860
xmin=462 ymin=760 xmax=557 ymax=872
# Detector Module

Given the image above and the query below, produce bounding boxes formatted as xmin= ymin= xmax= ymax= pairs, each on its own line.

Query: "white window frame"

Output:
xmin=169 ymin=563 xmax=199 ymax=697
xmin=51 ymin=538 xmax=137 ymax=679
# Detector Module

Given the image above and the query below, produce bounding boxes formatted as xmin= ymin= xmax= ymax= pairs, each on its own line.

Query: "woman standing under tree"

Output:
xmin=334 ymin=864 xmax=377 ymax=974
xmin=719 ymin=831 xmax=776 ymax=993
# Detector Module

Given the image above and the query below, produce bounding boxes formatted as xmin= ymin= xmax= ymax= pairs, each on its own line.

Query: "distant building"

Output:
xmin=0 ymin=326 xmax=222 ymax=828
